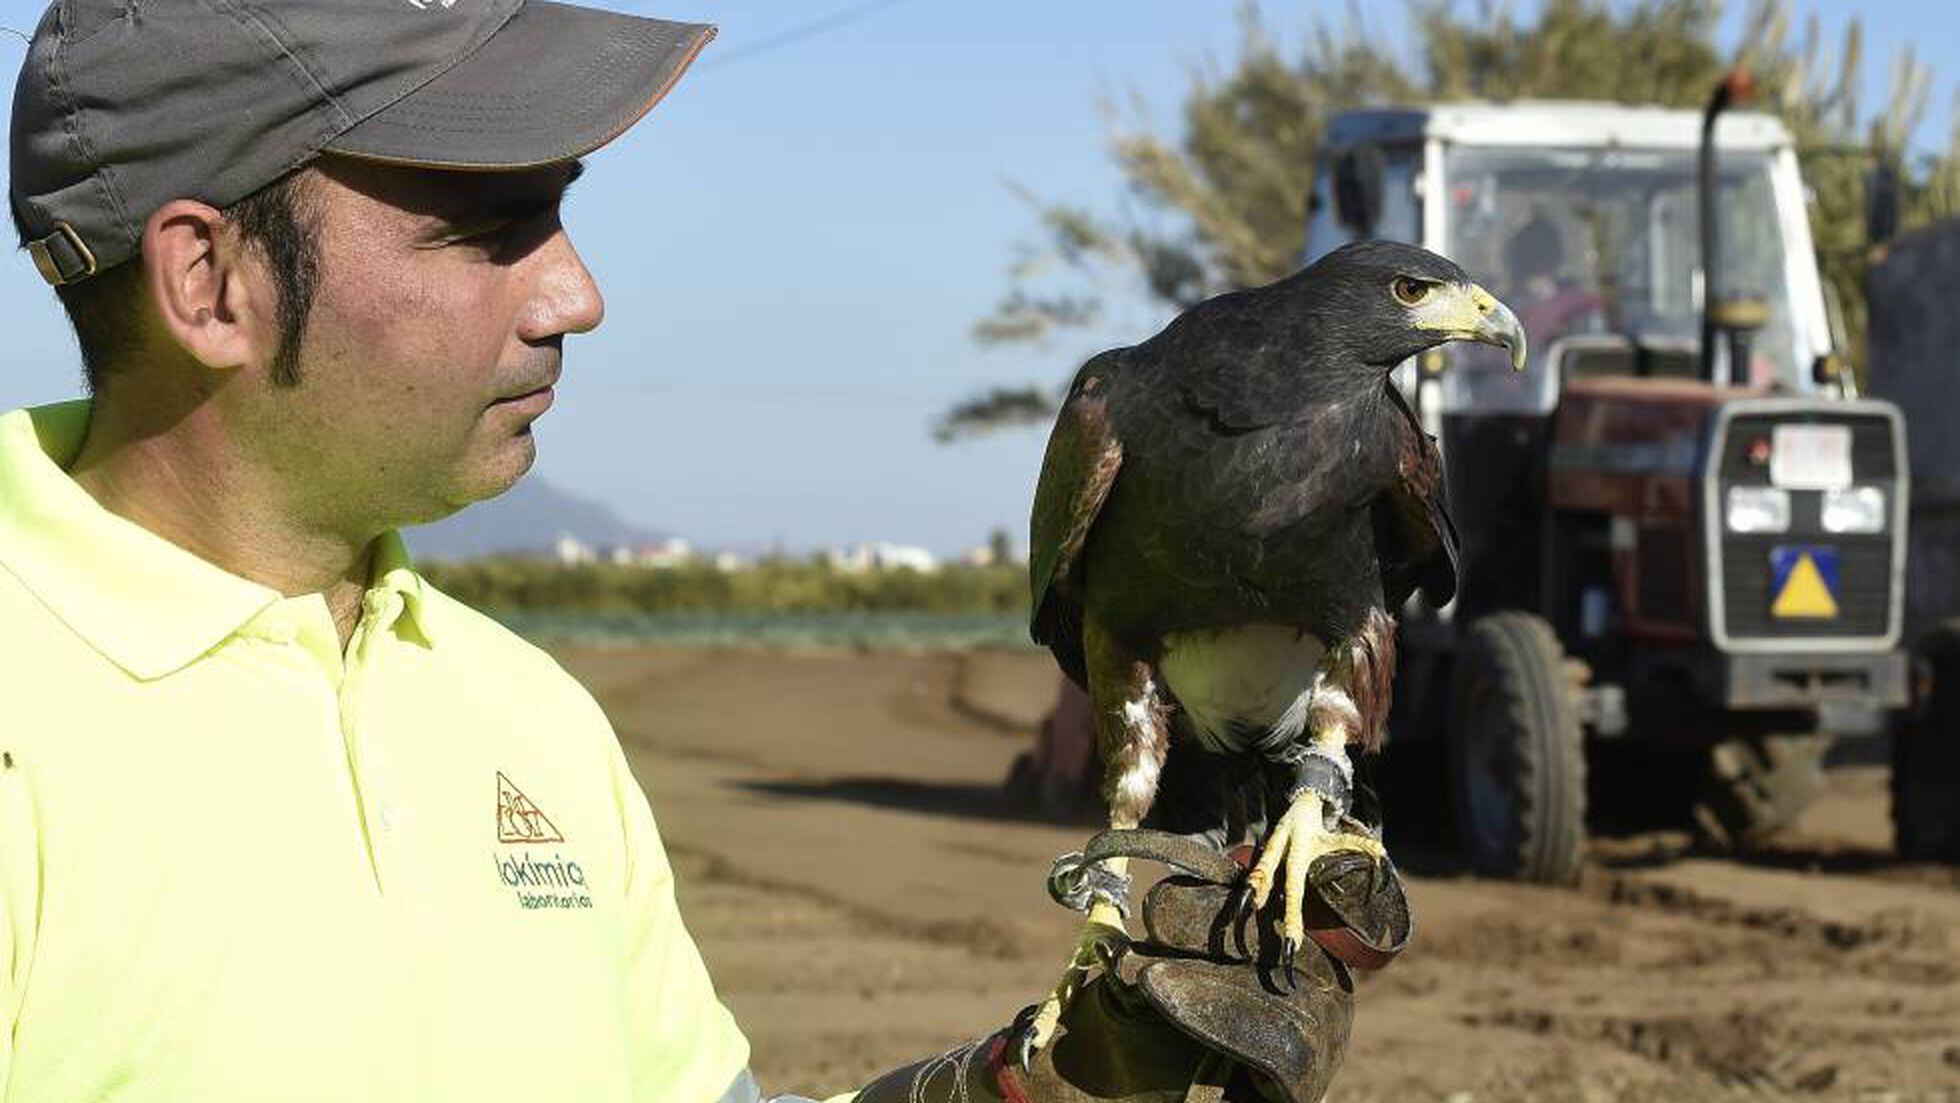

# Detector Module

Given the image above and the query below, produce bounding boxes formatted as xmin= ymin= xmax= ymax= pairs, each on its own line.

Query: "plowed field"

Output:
xmin=557 ymin=646 xmax=1960 ymax=1103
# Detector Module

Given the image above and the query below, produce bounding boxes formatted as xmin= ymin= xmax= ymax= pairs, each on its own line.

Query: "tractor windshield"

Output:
xmin=1443 ymin=144 xmax=1799 ymax=412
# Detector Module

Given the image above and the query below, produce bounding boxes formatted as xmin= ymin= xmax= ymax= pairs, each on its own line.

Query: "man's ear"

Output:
xmin=141 ymin=200 xmax=271 ymax=371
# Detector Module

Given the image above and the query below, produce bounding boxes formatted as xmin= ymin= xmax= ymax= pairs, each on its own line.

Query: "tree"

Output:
xmin=940 ymin=0 xmax=1960 ymax=440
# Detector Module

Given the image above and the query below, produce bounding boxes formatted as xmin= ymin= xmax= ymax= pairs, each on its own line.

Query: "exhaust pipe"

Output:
xmin=1699 ymin=69 xmax=1755 ymax=385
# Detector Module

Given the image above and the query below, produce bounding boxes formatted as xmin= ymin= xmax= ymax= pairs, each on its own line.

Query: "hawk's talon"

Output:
xmin=1280 ymin=936 xmax=1299 ymax=991
xmin=1015 ymin=992 xmax=1066 ymax=1071
xmin=1005 ymin=1006 xmax=1040 ymax=1072
xmin=1227 ymin=880 xmax=1256 ymax=926
xmin=1011 ymin=1018 xmax=1042 ymax=1073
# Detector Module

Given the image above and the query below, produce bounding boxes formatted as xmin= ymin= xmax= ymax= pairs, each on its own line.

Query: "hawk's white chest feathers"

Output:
xmin=1159 ymin=624 xmax=1330 ymax=755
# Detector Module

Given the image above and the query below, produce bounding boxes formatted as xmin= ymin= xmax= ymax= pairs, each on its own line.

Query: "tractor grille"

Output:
xmin=1721 ymin=533 xmax=1892 ymax=638
xmin=1711 ymin=409 xmax=1901 ymax=646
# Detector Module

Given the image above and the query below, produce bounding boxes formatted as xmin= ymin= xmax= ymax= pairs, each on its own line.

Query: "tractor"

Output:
xmin=1303 ymin=76 xmax=1914 ymax=882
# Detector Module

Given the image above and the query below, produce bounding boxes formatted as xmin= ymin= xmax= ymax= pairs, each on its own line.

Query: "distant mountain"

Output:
xmin=402 ymin=475 xmax=666 ymax=561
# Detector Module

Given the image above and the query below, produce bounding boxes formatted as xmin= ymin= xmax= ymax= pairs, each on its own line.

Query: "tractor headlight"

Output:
xmin=1821 ymin=486 xmax=1886 ymax=533
xmin=1726 ymin=486 xmax=1791 ymax=533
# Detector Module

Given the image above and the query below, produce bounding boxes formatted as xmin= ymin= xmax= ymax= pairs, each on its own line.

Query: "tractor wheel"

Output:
xmin=1894 ymin=623 xmax=1960 ymax=861
xmin=1449 ymin=612 xmax=1587 ymax=884
xmin=1696 ymin=733 xmax=1830 ymax=848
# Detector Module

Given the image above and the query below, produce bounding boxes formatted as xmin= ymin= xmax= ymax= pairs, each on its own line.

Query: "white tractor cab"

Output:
xmin=1305 ymin=94 xmax=1914 ymax=883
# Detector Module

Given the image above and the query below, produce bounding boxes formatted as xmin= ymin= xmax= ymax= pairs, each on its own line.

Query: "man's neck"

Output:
xmin=66 ymin=399 xmax=378 ymax=651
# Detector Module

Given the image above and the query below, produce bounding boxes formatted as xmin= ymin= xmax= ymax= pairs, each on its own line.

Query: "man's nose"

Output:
xmin=520 ymin=230 xmax=606 ymax=340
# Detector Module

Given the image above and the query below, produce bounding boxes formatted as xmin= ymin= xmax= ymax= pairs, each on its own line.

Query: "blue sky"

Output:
xmin=3 ymin=0 xmax=1955 ymax=556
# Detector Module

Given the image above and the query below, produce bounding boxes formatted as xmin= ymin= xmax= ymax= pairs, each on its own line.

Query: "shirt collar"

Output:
xmin=369 ymin=528 xmax=438 ymax=648
xmin=0 ymin=401 xmax=440 ymax=680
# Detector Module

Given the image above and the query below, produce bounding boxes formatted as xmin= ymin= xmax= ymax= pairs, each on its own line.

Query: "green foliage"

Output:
xmin=1417 ymin=0 xmax=1724 ymax=104
xmin=931 ymin=385 xmax=1060 ymax=442
xmin=954 ymin=0 xmax=1960 ymax=437
xmin=418 ymin=558 xmax=1029 ymax=616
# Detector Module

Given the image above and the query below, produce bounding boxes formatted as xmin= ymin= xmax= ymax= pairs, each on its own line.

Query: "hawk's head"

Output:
xmin=1304 ymin=240 xmax=1526 ymax=374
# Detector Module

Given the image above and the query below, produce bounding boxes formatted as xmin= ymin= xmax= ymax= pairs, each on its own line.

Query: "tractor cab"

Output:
xmin=1307 ymin=103 xmax=1837 ymax=415
xmin=1306 ymin=98 xmax=1913 ymax=882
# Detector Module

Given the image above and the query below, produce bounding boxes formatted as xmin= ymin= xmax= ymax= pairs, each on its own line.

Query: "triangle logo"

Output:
xmin=1771 ymin=551 xmax=1840 ymax=619
xmin=496 ymin=772 xmax=565 ymax=843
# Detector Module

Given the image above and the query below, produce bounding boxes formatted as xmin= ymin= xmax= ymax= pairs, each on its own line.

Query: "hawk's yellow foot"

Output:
xmin=1013 ymin=900 xmax=1128 ymax=1069
xmin=1246 ymin=791 xmax=1388 ymax=982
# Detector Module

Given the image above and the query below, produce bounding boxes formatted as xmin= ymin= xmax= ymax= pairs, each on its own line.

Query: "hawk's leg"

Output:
xmin=1015 ymin=625 xmax=1167 ymax=1069
xmin=1245 ymin=686 xmax=1388 ymax=977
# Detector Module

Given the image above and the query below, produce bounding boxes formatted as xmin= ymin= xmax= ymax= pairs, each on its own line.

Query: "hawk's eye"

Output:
xmin=1392 ymin=277 xmax=1434 ymax=306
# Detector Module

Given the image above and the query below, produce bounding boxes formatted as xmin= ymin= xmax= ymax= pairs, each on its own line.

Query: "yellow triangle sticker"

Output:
xmin=1771 ymin=553 xmax=1839 ymax=619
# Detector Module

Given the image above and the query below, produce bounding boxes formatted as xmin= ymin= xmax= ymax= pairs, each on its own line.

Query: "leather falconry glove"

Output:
xmin=850 ymin=829 xmax=1411 ymax=1103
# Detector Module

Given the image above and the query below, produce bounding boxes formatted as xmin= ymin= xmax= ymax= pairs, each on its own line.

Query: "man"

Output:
xmin=2 ymin=2 xmax=1360 ymax=1100
xmin=1500 ymin=213 xmax=1603 ymax=353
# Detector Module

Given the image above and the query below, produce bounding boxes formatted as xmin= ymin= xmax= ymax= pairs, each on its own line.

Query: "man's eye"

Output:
xmin=458 ymin=223 xmax=510 ymax=246
xmin=1392 ymin=277 xmax=1434 ymax=306
xmin=431 ymin=220 xmax=513 ymax=249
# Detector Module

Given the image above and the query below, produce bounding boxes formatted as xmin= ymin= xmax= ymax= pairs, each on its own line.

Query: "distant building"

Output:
xmin=826 ymin=542 xmax=939 ymax=574
xmin=712 ymin=551 xmax=747 ymax=572
xmin=611 ymin=537 xmax=695 ymax=569
xmin=554 ymin=532 xmax=598 ymax=565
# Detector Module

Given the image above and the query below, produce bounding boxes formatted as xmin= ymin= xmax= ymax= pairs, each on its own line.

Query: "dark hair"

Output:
xmin=10 ymin=169 xmax=323 ymax=395
xmin=1504 ymin=213 xmax=1564 ymax=282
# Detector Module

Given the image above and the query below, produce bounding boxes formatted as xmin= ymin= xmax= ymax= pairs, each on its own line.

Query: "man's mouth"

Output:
xmin=492 ymin=369 xmax=561 ymax=404
xmin=492 ymin=380 xmax=557 ymax=416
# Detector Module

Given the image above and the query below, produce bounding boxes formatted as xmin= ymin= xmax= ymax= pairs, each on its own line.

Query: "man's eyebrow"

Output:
xmin=542 ymin=158 xmax=586 ymax=204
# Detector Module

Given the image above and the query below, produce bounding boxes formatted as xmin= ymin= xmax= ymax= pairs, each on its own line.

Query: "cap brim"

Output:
xmin=325 ymin=2 xmax=713 ymax=170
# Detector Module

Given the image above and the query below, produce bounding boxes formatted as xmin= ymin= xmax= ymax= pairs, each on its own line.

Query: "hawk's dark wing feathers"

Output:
xmin=1029 ymin=352 xmax=1126 ymax=686
xmin=1159 ymin=285 xmax=1351 ymax=433
xmin=1372 ymin=382 xmax=1460 ymax=609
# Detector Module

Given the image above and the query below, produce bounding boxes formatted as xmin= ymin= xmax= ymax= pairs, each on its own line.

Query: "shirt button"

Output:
xmin=377 ymin=805 xmax=396 ymax=832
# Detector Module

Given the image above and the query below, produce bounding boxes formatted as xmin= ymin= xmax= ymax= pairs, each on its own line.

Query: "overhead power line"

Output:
xmin=693 ymin=0 xmax=922 ymax=71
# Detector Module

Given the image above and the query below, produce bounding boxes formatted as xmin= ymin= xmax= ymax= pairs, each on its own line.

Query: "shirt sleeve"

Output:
xmin=0 ymin=752 xmax=38 ymax=1091
xmin=601 ymin=720 xmax=752 ymax=1103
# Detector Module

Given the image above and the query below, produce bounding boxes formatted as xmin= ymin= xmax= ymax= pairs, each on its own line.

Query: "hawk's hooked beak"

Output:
xmin=1413 ymin=283 xmax=1528 ymax=372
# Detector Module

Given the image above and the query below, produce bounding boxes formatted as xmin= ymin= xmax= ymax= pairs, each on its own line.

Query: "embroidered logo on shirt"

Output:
xmin=496 ymin=772 xmax=565 ymax=843
xmin=493 ymin=773 xmax=592 ymax=910
xmin=495 ymin=851 xmax=591 ymax=908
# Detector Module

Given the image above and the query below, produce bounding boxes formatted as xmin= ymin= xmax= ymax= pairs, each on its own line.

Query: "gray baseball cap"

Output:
xmin=10 ymin=0 xmax=714 ymax=286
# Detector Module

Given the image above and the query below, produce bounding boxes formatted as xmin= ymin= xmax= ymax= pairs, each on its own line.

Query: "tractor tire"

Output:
xmin=1894 ymin=623 xmax=1960 ymax=861
xmin=1449 ymin=612 xmax=1587 ymax=884
xmin=1696 ymin=733 xmax=1830 ymax=848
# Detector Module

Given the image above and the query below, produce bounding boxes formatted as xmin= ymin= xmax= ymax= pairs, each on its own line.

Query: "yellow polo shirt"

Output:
xmin=0 ymin=402 xmax=749 ymax=1102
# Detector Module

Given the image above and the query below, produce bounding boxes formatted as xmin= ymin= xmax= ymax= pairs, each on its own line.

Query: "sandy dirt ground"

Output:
xmin=555 ymin=645 xmax=1960 ymax=1103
